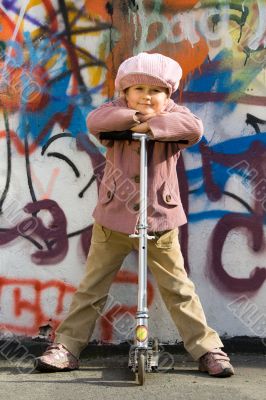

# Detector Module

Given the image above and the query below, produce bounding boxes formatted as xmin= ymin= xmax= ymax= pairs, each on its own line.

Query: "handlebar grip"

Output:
xmin=99 ymin=131 xmax=133 ymax=141
xmin=99 ymin=131 xmax=189 ymax=144
xmin=172 ymin=139 xmax=188 ymax=144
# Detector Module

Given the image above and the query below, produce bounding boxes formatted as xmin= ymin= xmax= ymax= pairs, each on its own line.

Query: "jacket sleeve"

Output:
xmin=87 ymin=101 xmax=139 ymax=146
xmin=147 ymin=105 xmax=203 ymax=149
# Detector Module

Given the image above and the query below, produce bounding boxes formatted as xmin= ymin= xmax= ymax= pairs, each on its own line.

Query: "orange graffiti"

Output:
xmin=104 ymin=38 xmax=209 ymax=98
xmin=163 ymin=0 xmax=199 ymax=12
xmin=171 ymin=37 xmax=209 ymax=85
xmin=0 ymin=8 xmax=23 ymax=42
xmin=102 ymin=2 xmax=209 ymax=98
xmin=0 ymin=64 xmax=49 ymax=112
xmin=31 ymin=168 xmax=60 ymax=200
xmin=85 ymin=0 xmax=110 ymax=21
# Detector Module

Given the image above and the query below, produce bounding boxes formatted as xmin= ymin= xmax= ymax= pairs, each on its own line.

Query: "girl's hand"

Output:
xmin=131 ymin=122 xmax=150 ymax=133
xmin=136 ymin=112 xmax=157 ymax=123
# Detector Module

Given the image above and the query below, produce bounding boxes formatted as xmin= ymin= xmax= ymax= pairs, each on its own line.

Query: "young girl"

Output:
xmin=35 ymin=52 xmax=234 ymax=377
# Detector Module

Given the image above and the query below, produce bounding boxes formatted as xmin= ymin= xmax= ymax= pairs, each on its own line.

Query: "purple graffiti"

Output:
xmin=200 ymin=140 xmax=266 ymax=211
xmin=24 ymin=199 xmax=68 ymax=265
xmin=200 ymin=140 xmax=266 ymax=292
xmin=0 ymin=199 xmax=68 ymax=265
xmin=211 ymin=213 xmax=266 ymax=292
xmin=76 ymin=132 xmax=106 ymax=190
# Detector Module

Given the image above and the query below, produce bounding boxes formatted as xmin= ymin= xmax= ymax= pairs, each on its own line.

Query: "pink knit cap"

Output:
xmin=115 ymin=52 xmax=182 ymax=96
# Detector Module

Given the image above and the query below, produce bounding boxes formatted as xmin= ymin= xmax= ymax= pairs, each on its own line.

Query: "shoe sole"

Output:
xmin=199 ymin=367 xmax=234 ymax=378
xmin=34 ymin=359 xmax=79 ymax=373
xmin=211 ymin=368 xmax=234 ymax=377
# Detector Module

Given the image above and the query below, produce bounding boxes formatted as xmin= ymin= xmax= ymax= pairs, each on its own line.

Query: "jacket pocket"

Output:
xmin=154 ymin=229 xmax=177 ymax=249
xmin=161 ymin=181 xmax=179 ymax=206
xmin=98 ymin=177 xmax=116 ymax=205
xmin=92 ymin=223 xmax=112 ymax=243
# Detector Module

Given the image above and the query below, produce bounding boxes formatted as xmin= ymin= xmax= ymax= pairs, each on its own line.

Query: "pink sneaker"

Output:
xmin=34 ymin=343 xmax=79 ymax=372
xmin=199 ymin=348 xmax=234 ymax=377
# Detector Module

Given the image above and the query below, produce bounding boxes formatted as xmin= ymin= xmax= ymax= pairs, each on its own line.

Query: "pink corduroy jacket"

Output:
xmin=87 ymin=97 xmax=203 ymax=234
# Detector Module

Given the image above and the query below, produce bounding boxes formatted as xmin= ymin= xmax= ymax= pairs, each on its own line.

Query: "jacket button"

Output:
xmin=134 ymin=175 xmax=140 ymax=183
xmin=166 ymin=194 xmax=171 ymax=202
xmin=133 ymin=203 xmax=139 ymax=211
xmin=107 ymin=190 xmax=112 ymax=198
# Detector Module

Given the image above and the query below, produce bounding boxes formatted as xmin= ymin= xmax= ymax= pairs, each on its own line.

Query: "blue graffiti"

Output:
xmin=186 ymin=48 xmax=263 ymax=115
xmin=4 ymin=32 xmax=105 ymax=145
xmin=186 ymin=134 xmax=266 ymax=221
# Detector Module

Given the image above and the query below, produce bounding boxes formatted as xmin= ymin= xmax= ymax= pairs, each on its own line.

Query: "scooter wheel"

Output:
xmin=137 ymin=353 xmax=145 ymax=385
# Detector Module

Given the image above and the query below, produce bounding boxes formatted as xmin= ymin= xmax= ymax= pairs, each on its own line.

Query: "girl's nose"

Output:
xmin=143 ymin=91 xmax=151 ymax=98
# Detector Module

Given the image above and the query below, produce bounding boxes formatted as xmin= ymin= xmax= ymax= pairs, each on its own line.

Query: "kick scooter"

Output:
xmin=99 ymin=131 xmax=187 ymax=385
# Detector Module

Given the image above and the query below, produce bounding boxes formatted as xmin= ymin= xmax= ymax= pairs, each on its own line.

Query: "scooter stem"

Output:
xmin=130 ymin=133 xmax=154 ymax=347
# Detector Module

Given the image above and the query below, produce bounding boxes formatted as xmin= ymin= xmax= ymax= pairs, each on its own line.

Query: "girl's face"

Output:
xmin=125 ymin=84 xmax=169 ymax=114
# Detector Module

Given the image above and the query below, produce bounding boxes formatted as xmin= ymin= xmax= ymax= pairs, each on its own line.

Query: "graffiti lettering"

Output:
xmin=0 ymin=277 xmax=76 ymax=335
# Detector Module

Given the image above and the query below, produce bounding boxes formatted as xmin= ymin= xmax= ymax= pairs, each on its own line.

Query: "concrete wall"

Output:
xmin=0 ymin=0 xmax=265 ymax=344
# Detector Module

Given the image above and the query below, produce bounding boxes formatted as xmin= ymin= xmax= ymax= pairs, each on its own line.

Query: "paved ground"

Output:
xmin=0 ymin=354 xmax=265 ymax=400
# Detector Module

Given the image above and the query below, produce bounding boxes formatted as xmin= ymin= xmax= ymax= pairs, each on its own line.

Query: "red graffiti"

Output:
xmin=100 ymin=270 xmax=155 ymax=342
xmin=42 ymin=0 xmax=58 ymax=33
xmin=0 ymin=105 xmax=74 ymax=155
xmin=0 ymin=277 xmax=76 ymax=335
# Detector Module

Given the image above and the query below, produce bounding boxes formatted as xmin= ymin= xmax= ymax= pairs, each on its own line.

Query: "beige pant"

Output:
xmin=55 ymin=223 xmax=223 ymax=360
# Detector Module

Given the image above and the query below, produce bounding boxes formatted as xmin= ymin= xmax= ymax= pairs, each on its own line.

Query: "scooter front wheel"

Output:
xmin=137 ymin=353 xmax=145 ymax=385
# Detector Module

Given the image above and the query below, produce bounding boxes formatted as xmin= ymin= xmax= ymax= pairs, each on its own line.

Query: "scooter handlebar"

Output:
xmin=99 ymin=131 xmax=188 ymax=144
xmin=99 ymin=130 xmax=133 ymax=141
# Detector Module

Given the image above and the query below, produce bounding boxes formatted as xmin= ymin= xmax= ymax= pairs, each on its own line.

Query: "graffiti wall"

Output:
xmin=0 ymin=0 xmax=265 ymax=344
